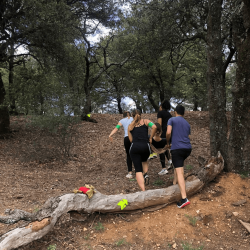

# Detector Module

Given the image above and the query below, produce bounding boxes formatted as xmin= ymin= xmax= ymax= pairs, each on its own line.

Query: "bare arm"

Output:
xmin=145 ymin=119 xmax=157 ymax=144
xmin=109 ymin=122 xmax=122 ymax=138
xmin=128 ymin=124 xmax=133 ymax=143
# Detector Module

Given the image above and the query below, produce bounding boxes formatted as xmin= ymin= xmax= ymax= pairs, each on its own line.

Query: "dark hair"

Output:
xmin=131 ymin=109 xmax=141 ymax=118
xmin=175 ymin=105 xmax=185 ymax=115
xmin=161 ymin=100 xmax=171 ymax=110
xmin=123 ymin=111 xmax=131 ymax=118
xmin=155 ymin=122 xmax=162 ymax=135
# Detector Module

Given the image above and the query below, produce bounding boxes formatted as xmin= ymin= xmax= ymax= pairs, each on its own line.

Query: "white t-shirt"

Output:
xmin=119 ymin=117 xmax=133 ymax=137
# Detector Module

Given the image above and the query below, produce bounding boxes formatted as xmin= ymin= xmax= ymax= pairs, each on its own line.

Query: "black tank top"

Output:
xmin=131 ymin=123 xmax=148 ymax=142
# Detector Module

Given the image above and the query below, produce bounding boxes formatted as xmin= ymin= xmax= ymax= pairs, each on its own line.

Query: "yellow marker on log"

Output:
xmin=117 ymin=199 xmax=128 ymax=210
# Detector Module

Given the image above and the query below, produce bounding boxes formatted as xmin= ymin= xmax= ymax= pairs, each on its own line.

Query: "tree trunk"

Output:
xmin=8 ymin=42 xmax=18 ymax=115
xmin=207 ymin=0 xmax=228 ymax=165
xmin=147 ymin=86 xmax=159 ymax=112
xmin=117 ymin=96 xmax=123 ymax=114
xmin=0 ymin=152 xmax=224 ymax=250
xmin=0 ymin=73 xmax=10 ymax=134
xmin=228 ymin=1 xmax=250 ymax=172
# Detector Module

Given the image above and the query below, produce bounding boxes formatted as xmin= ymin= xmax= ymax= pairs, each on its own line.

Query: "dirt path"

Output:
xmin=0 ymin=112 xmax=249 ymax=250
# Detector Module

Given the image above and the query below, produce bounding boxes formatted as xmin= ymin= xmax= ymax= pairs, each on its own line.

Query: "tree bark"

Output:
xmin=0 ymin=152 xmax=224 ymax=250
xmin=207 ymin=0 xmax=228 ymax=165
xmin=0 ymin=72 xmax=10 ymax=134
xmin=228 ymin=1 xmax=250 ymax=172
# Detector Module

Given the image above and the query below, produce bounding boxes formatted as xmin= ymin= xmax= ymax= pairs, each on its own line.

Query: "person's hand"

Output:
xmin=166 ymin=143 xmax=170 ymax=149
xmin=149 ymin=137 xmax=152 ymax=144
xmin=109 ymin=136 xmax=113 ymax=142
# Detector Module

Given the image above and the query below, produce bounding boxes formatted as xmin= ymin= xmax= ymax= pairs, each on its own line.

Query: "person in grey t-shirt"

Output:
xmin=166 ymin=105 xmax=192 ymax=208
xmin=109 ymin=111 xmax=134 ymax=179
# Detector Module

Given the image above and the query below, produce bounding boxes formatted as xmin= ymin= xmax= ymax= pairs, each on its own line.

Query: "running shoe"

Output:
xmin=126 ymin=173 xmax=133 ymax=179
xmin=144 ymin=173 xmax=149 ymax=185
xmin=152 ymin=153 xmax=157 ymax=158
xmin=158 ymin=169 xmax=168 ymax=175
xmin=177 ymin=198 xmax=190 ymax=208
xmin=148 ymin=154 xmax=154 ymax=160
xmin=167 ymin=160 xmax=173 ymax=170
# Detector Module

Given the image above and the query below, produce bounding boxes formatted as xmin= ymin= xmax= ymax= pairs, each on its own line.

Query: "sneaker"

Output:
xmin=167 ymin=161 xmax=173 ymax=170
xmin=177 ymin=198 xmax=190 ymax=208
xmin=126 ymin=173 xmax=133 ymax=179
xmin=152 ymin=153 xmax=157 ymax=158
xmin=158 ymin=169 xmax=168 ymax=175
xmin=148 ymin=154 xmax=154 ymax=160
xmin=144 ymin=173 xmax=149 ymax=185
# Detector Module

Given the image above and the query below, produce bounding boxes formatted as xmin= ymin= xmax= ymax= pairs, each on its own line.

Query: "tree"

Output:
xmin=0 ymin=0 xmax=80 ymax=133
xmin=228 ymin=0 xmax=250 ymax=172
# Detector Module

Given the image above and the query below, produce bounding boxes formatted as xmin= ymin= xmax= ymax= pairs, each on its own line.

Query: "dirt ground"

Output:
xmin=0 ymin=112 xmax=249 ymax=250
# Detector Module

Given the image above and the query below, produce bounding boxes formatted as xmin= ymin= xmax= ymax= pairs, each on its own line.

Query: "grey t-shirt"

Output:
xmin=167 ymin=116 xmax=191 ymax=150
xmin=119 ymin=117 xmax=133 ymax=137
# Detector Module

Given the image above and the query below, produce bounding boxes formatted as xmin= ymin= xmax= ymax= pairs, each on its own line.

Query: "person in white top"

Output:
xmin=109 ymin=111 xmax=134 ymax=178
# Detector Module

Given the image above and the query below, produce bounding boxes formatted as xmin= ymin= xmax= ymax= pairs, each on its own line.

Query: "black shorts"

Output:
xmin=171 ymin=148 xmax=192 ymax=168
xmin=129 ymin=142 xmax=150 ymax=173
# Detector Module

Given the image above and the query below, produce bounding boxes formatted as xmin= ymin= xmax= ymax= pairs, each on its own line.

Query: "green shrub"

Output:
xmin=47 ymin=244 xmax=56 ymax=250
xmin=28 ymin=115 xmax=81 ymax=157
xmin=184 ymin=214 xmax=197 ymax=226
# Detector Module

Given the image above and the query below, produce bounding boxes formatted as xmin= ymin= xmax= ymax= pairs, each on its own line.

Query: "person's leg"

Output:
xmin=130 ymin=142 xmax=145 ymax=191
xmin=175 ymin=167 xmax=186 ymax=198
xmin=158 ymin=153 xmax=168 ymax=175
xmin=142 ymin=161 xmax=149 ymax=175
xmin=171 ymin=149 xmax=192 ymax=208
xmin=173 ymin=168 xmax=178 ymax=185
xmin=136 ymin=172 xmax=145 ymax=191
xmin=124 ymin=137 xmax=133 ymax=174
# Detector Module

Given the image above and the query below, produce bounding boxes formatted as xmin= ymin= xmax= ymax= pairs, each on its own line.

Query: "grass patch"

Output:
xmin=184 ymin=214 xmax=197 ymax=226
xmin=47 ymin=245 xmax=56 ymax=250
xmin=115 ymin=238 xmax=128 ymax=246
xmin=182 ymin=242 xmax=204 ymax=250
xmin=239 ymin=171 xmax=249 ymax=179
xmin=84 ymin=233 xmax=90 ymax=240
xmin=185 ymin=165 xmax=193 ymax=170
xmin=153 ymin=179 xmax=165 ymax=186
xmin=129 ymin=178 xmax=136 ymax=181
xmin=93 ymin=222 xmax=104 ymax=231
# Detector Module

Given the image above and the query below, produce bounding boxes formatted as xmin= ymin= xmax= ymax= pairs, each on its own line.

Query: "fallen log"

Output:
xmin=0 ymin=151 xmax=224 ymax=250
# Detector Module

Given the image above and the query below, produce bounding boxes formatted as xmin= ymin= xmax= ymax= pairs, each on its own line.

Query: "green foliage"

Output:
xmin=239 ymin=171 xmax=249 ymax=179
xmin=185 ymin=165 xmax=194 ymax=170
xmin=94 ymin=222 xmax=104 ymax=231
xmin=28 ymin=115 xmax=81 ymax=157
xmin=184 ymin=214 xmax=197 ymax=227
xmin=115 ymin=238 xmax=128 ymax=246
xmin=153 ymin=179 xmax=165 ymax=186
xmin=182 ymin=242 xmax=204 ymax=250
xmin=47 ymin=245 xmax=56 ymax=250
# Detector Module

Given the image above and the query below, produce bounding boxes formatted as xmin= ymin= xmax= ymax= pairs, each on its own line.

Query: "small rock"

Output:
xmin=83 ymin=227 xmax=88 ymax=231
xmin=231 ymin=199 xmax=247 ymax=206
xmin=232 ymin=212 xmax=239 ymax=216
xmin=172 ymin=243 xmax=177 ymax=249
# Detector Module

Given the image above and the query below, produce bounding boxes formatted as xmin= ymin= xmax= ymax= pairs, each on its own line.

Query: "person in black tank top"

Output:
xmin=128 ymin=109 xmax=157 ymax=191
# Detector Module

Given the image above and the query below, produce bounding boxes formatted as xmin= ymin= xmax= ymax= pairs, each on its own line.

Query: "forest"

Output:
xmin=1 ymin=0 xmax=249 ymax=172
xmin=0 ymin=1 xmax=250 ymax=249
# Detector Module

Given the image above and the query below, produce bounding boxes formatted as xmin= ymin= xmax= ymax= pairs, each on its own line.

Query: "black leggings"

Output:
xmin=129 ymin=142 xmax=150 ymax=173
xmin=159 ymin=151 xmax=170 ymax=169
xmin=124 ymin=136 xmax=133 ymax=172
